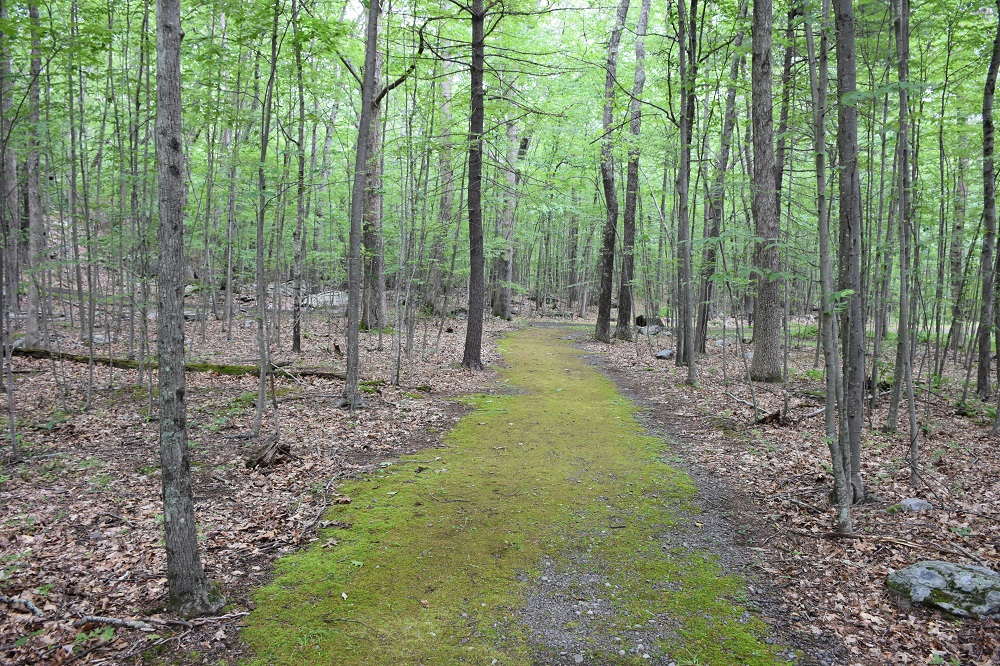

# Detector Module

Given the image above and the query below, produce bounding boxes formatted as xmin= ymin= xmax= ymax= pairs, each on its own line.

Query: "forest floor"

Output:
xmin=0 ymin=310 xmax=998 ymax=665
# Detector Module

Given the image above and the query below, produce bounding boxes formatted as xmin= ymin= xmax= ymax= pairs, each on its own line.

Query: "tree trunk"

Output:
xmin=805 ymin=0 xmax=851 ymax=533
xmin=749 ymin=0 xmax=783 ymax=382
xmin=492 ymin=123 xmax=527 ymax=320
xmin=345 ymin=0 xmax=381 ymax=397
xmin=676 ymin=0 xmax=697 ymax=384
xmin=292 ymin=0 xmax=306 ymax=353
xmin=253 ymin=4 xmax=281 ymax=433
xmin=595 ymin=0 xmax=631 ymax=343
xmin=695 ymin=0 xmax=748 ymax=353
xmin=461 ymin=0 xmax=486 ymax=369
xmin=834 ymin=0 xmax=866 ymax=502
xmin=155 ymin=0 xmax=223 ymax=617
xmin=0 ymin=0 xmax=17 ymax=318
xmin=614 ymin=0 xmax=650 ymax=341
xmin=24 ymin=1 xmax=44 ymax=350
xmin=885 ymin=0 xmax=919 ymax=486
xmin=362 ymin=50 xmax=388 ymax=332
xmin=988 ymin=1 xmax=1000 ymax=427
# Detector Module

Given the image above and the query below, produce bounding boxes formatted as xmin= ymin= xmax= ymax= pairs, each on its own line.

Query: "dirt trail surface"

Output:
xmin=244 ymin=325 xmax=792 ymax=665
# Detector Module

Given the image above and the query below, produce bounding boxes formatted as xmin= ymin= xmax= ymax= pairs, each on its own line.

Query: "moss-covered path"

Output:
xmin=244 ymin=326 xmax=789 ymax=665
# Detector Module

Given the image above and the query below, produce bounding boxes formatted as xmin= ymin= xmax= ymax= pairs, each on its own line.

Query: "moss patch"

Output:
xmin=243 ymin=327 xmax=788 ymax=665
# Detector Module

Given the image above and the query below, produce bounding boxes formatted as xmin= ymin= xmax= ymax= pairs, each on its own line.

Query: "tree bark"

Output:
xmin=983 ymin=0 xmax=1000 ymax=405
xmin=492 ymin=123 xmax=527 ymax=320
xmin=805 ymin=0 xmax=851 ymax=533
xmin=695 ymin=0 xmax=748 ymax=354
xmin=834 ymin=0 xmax=866 ymax=502
xmin=291 ymin=0 xmax=307 ymax=353
xmin=361 ymin=50 xmax=389 ymax=332
xmin=155 ymin=0 xmax=223 ymax=617
xmin=614 ymin=0 xmax=650 ymax=341
xmin=252 ymin=4 xmax=281 ymax=434
xmin=462 ymin=0 xmax=487 ymax=369
xmin=345 ymin=0 xmax=382 ymax=401
xmin=595 ymin=0 xmax=631 ymax=343
xmin=24 ymin=1 xmax=44 ymax=350
xmin=749 ymin=0 xmax=783 ymax=382
xmin=676 ymin=0 xmax=697 ymax=384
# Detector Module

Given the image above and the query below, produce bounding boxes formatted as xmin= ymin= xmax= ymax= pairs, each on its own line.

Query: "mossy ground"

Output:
xmin=243 ymin=326 xmax=789 ymax=665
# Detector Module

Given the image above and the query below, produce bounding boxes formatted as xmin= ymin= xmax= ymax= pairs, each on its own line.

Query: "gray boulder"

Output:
xmin=887 ymin=560 xmax=1000 ymax=618
xmin=654 ymin=349 xmax=675 ymax=360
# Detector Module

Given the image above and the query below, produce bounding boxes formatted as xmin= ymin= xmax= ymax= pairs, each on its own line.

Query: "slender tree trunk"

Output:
xmin=986 ymin=0 xmax=1000 ymax=427
xmin=362 ymin=50 xmax=388 ymax=332
xmin=461 ymin=0 xmax=486 ymax=369
xmin=595 ymin=0 xmax=631 ymax=343
xmin=676 ymin=0 xmax=696 ymax=384
xmin=834 ymin=0 xmax=866 ymax=501
xmin=292 ymin=0 xmax=306 ymax=353
xmin=749 ymin=0 xmax=782 ymax=382
xmin=253 ymin=4 xmax=280 ymax=433
xmin=155 ymin=0 xmax=223 ymax=617
xmin=344 ymin=0 xmax=381 ymax=399
xmin=0 ymin=0 xmax=15 ymax=301
xmin=24 ymin=2 xmax=44 ymax=349
xmin=696 ymin=0 xmax=747 ymax=353
xmin=806 ymin=0 xmax=851 ymax=533
xmin=492 ymin=123 xmax=527 ymax=320
xmin=614 ymin=0 xmax=650 ymax=341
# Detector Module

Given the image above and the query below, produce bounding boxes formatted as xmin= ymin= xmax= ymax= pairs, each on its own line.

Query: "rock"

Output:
xmin=714 ymin=338 xmax=734 ymax=347
xmin=637 ymin=324 xmax=664 ymax=337
xmin=886 ymin=560 xmax=1000 ymax=618
xmin=304 ymin=291 xmax=348 ymax=309
xmin=887 ymin=497 xmax=933 ymax=514
xmin=635 ymin=315 xmax=664 ymax=328
xmin=573 ymin=655 xmax=584 ymax=664
xmin=654 ymin=349 xmax=675 ymax=360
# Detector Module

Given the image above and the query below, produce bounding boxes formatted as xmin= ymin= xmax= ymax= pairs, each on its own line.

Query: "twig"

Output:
xmin=724 ymin=391 xmax=763 ymax=416
xmin=96 ymin=512 xmax=134 ymax=526
xmin=323 ymin=616 xmax=376 ymax=631
xmin=949 ymin=542 xmax=989 ymax=567
xmin=187 ymin=611 xmax=249 ymax=627
xmin=792 ymin=406 xmax=825 ymax=422
xmin=73 ymin=615 xmax=154 ymax=631
xmin=146 ymin=617 xmax=193 ymax=629
xmin=0 ymin=594 xmax=45 ymax=617
xmin=789 ymin=529 xmax=988 ymax=563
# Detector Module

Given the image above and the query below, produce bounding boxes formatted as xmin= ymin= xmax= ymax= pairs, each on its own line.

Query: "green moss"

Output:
xmin=243 ymin=328 xmax=788 ymax=665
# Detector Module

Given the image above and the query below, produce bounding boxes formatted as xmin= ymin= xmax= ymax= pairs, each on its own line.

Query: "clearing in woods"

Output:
xmin=243 ymin=326 xmax=790 ymax=664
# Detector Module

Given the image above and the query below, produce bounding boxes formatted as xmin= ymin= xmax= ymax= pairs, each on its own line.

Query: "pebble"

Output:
xmin=574 ymin=655 xmax=584 ymax=664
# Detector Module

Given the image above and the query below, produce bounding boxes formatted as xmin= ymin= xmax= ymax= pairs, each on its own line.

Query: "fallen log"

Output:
xmin=10 ymin=347 xmax=346 ymax=380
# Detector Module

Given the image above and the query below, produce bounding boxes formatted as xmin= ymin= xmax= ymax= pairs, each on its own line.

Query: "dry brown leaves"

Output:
xmin=578 ymin=319 xmax=1000 ymax=665
xmin=0 ymin=311 xmax=513 ymax=665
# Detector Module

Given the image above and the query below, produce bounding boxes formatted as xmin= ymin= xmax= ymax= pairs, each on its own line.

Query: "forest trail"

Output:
xmin=243 ymin=326 xmax=791 ymax=665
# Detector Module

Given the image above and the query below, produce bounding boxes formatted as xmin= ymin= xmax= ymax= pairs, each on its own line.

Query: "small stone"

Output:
xmin=573 ymin=655 xmax=584 ymax=664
